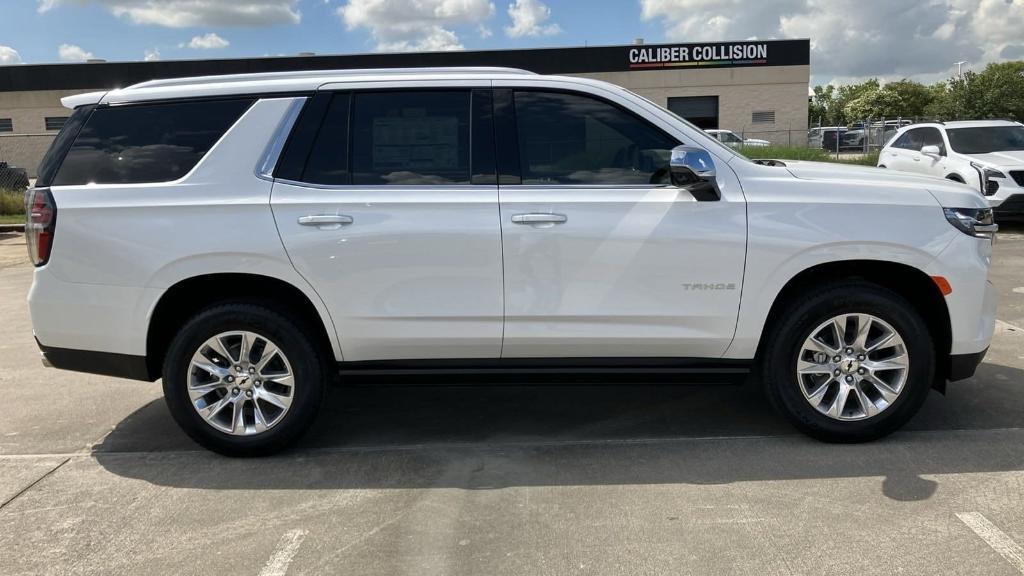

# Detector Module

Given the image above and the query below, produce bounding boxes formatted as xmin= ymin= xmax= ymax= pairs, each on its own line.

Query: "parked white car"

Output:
xmin=705 ymin=129 xmax=770 ymax=148
xmin=27 ymin=68 xmax=997 ymax=455
xmin=878 ymin=120 xmax=1024 ymax=217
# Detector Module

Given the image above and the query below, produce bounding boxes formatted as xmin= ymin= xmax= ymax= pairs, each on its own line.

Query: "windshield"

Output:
xmin=947 ymin=126 xmax=1024 ymax=154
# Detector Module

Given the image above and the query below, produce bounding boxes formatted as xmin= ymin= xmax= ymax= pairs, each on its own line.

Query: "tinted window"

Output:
xmin=514 ymin=91 xmax=678 ymax=185
xmin=301 ymin=93 xmax=351 ymax=185
xmin=918 ymin=127 xmax=945 ymax=153
xmin=891 ymin=131 xmax=914 ymax=149
xmin=351 ymin=91 xmax=470 ymax=185
xmin=0 ymin=118 xmax=11 ymax=133
xmin=53 ymin=98 xmax=253 ymax=186
xmin=948 ymin=126 xmax=1024 ymax=154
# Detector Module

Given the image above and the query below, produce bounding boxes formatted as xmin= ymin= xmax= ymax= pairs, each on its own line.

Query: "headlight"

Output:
xmin=944 ymin=207 xmax=998 ymax=239
xmin=970 ymin=162 xmax=1005 ymax=196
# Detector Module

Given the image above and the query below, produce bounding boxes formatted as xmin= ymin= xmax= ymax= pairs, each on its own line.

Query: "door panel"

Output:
xmin=499 ymin=185 xmax=746 ymax=357
xmin=497 ymin=88 xmax=746 ymax=358
xmin=271 ymin=89 xmax=503 ymax=361
xmin=273 ymin=184 xmax=503 ymax=361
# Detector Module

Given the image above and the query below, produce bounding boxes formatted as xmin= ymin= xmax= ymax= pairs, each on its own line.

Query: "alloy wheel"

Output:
xmin=187 ymin=331 xmax=295 ymax=435
xmin=796 ymin=313 xmax=909 ymax=421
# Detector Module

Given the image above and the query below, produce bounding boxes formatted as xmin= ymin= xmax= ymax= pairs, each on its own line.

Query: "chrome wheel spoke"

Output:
xmin=851 ymin=315 xmax=873 ymax=350
xmin=257 ymin=387 xmax=292 ymax=411
xmin=188 ymin=330 xmax=295 ymax=437
xmin=805 ymin=336 xmax=838 ymax=356
xmin=206 ymin=335 xmax=234 ymax=364
xmin=831 ymin=316 xmax=849 ymax=348
xmin=866 ymin=354 xmax=908 ymax=372
xmin=797 ymin=313 xmax=908 ymax=422
xmin=827 ymin=384 xmax=851 ymax=418
xmin=230 ymin=396 xmax=246 ymax=434
xmin=199 ymin=394 xmax=233 ymax=421
xmin=255 ymin=340 xmax=281 ymax=373
xmin=853 ymin=383 xmax=879 ymax=418
xmin=865 ymin=329 xmax=896 ymax=353
xmin=797 ymin=360 xmax=832 ymax=375
xmin=864 ymin=372 xmax=901 ymax=403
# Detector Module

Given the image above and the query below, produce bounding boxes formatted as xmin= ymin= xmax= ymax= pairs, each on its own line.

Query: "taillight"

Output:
xmin=25 ymin=187 xmax=56 ymax=267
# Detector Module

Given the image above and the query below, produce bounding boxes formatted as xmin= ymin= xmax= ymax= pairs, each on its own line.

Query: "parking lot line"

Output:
xmin=258 ymin=529 xmax=309 ymax=576
xmin=957 ymin=512 xmax=1024 ymax=574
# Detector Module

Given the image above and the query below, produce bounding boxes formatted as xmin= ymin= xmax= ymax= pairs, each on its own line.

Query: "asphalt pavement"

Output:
xmin=2 ymin=226 xmax=1024 ymax=575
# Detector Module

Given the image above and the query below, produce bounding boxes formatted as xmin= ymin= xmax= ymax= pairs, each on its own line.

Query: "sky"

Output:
xmin=0 ymin=0 xmax=1022 ymax=87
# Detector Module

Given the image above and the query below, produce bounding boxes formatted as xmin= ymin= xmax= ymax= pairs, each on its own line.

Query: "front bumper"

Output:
xmin=993 ymin=193 xmax=1024 ymax=217
xmin=949 ymin=347 xmax=988 ymax=382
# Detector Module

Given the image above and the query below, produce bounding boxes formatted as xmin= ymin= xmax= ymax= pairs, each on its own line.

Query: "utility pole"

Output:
xmin=954 ymin=61 xmax=967 ymax=79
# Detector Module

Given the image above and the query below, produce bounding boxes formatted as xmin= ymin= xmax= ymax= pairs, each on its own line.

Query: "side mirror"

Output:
xmin=921 ymin=145 xmax=942 ymax=157
xmin=669 ymin=145 xmax=719 ymax=201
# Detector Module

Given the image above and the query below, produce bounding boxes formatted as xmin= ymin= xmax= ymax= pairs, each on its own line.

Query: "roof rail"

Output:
xmin=125 ymin=66 xmax=536 ymax=91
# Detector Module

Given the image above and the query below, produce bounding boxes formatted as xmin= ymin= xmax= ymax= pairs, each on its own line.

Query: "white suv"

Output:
xmin=27 ymin=68 xmax=998 ymax=455
xmin=879 ymin=120 xmax=1024 ymax=217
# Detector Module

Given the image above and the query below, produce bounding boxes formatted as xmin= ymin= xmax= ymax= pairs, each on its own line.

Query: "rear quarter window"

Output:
xmin=52 ymin=98 xmax=254 ymax=186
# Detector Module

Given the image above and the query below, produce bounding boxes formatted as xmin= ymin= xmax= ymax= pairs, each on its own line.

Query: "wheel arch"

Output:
xmin=755 ymin=260 xmax=952 ymax=391
xmin=145 ymin=273 xmax=338 ymax=380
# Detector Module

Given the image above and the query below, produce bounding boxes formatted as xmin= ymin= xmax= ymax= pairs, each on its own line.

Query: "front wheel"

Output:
xmin=763 ymin=283 xmax=935 ymax=442
xmin=162 ymin=303 xmax=326 ymax=456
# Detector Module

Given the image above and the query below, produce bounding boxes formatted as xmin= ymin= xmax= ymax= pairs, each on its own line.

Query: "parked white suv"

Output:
xmin=879 ymin=120 xmax=1024 ymax=217
xmin=705 ymin=129 xmax=769 ymax=148
xmin=27 ymin=68 xmax=998 ymax=455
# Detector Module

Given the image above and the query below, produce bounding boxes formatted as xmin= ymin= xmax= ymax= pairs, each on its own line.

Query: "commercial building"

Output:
xmin=0 ymin=39 xmax=810 ymax=176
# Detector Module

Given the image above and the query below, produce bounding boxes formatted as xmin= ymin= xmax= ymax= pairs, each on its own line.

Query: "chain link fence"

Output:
xmin=0 ymin=134 xmax=52 ymax=224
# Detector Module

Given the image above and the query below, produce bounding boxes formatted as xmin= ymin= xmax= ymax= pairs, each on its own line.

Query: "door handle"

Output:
xmin=298 ymin=214 xmax=353 ymax=229
xmin=912 ymin=156 xmax=920 ymax=161
xmin=511 ymin=213 xmax=567 ymax=225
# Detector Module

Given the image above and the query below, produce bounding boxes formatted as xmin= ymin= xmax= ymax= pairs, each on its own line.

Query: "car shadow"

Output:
xmin=92 ymin=361 xmax=1024 ymax=501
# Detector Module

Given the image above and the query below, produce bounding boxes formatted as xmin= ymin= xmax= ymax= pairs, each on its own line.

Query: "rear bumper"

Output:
xmin=949 ymin=347 xmax=988 ymax=382
xmin=36 ymin=339 xmax=153 ymax=381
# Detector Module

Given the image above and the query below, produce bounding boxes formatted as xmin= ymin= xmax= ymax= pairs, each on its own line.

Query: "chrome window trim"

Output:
xmin=273 ymin=178 xmax=490 ymax=191
xmin=255 ymin=97 xmax=308 ymax=182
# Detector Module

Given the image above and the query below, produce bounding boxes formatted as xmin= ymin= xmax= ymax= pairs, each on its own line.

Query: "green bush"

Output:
xmin=1 ymin=190 xmax=25 ymax=216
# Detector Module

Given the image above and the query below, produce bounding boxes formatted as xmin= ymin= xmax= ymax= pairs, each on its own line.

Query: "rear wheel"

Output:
xmin=763 ymin=282 xmax=935 ymax=442
xmin=162 ymin=303 xmax=326 ymax=456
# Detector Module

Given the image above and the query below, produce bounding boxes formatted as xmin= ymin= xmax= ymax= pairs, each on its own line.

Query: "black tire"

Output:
xmin=763 ymin=282 xmax=935 ymax=442
xmin=162 ymin=303 xmax=327 ymax=456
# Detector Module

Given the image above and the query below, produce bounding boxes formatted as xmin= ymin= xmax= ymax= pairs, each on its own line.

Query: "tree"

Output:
xmin=844 ymin=86 xmax=907 ymax=120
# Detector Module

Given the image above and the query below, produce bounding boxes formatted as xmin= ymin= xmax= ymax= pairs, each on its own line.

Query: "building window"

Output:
xmin=667 ymin=96 xmax=719 ymax=130
xmin=45 ymin=117 xmax=69 ymax=131
xmin=752 ymin=110 xmax=776 ymax=124
xmin=0 ymin=118 xmax=12 ymax=133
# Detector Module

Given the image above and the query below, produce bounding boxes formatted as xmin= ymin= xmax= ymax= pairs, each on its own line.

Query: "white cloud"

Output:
xmin=505 ymin=0 xmax=560 ymax=37
xmin=478 ymin=24 xmax=493 ymax=38
xmin=0 ymin=46 xmax=22 ymax=65
xmin=38 ymin=1 xmax=300 ymax=28
xmin=185 ymin=32 xmax=230 ymax=49
xmin=639 ymin=0 xmax=1024 ymax=84
xmin=59 ymin=43 xmax=95 ymax=62
xmin=338 ymin=0 xmax=495 ymax=52
xmin=143 ymin=47 xmax=160 ymax=61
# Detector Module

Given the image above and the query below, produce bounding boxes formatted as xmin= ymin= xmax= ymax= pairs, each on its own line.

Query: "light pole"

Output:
xmin=954 ymin=61 xmax=967 ymax=79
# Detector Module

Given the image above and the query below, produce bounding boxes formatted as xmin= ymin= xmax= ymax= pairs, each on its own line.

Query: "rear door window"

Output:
xmin=53 ymin=98 xmax=254 ymax=186
xmin=350 ymin=91 xmax=471 ymax=185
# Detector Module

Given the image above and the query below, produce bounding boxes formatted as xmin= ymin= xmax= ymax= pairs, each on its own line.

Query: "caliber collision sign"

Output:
xmin=630 ymin=43 xmax=770 ymax=69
